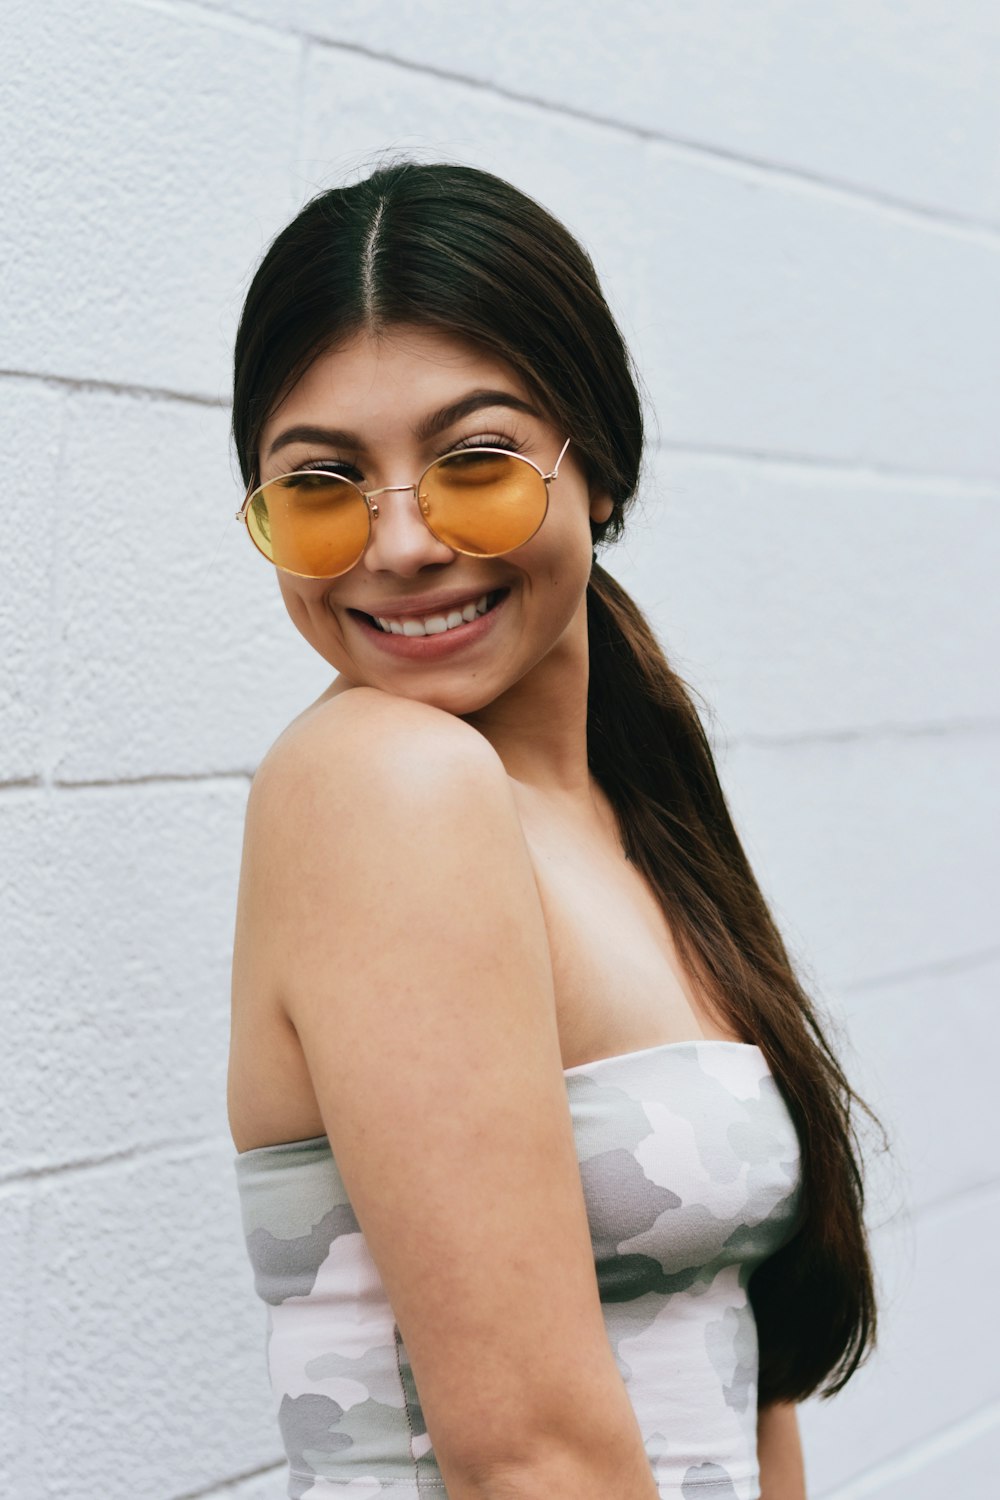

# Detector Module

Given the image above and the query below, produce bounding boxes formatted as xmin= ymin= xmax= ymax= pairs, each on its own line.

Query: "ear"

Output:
xmin=589 ymin=491 xmax=614 ymax=525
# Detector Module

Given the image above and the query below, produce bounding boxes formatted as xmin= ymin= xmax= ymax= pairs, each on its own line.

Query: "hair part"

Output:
xmin=232 ymin=156 xmax=881 ymax=1401
xmin=360 ymin=194 xmax=386 ymax=319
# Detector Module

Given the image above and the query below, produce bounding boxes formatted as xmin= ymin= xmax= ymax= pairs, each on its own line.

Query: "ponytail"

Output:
xmin=585 ymin=561 xmax=879 ymax=1401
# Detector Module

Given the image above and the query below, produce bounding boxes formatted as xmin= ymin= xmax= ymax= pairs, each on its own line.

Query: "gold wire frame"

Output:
xmin=235 ymin=439 xmax=572 ymax=575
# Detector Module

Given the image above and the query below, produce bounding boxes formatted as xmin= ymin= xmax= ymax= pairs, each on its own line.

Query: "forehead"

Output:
xmin=259 ymin=325 xmax=539 ymax=448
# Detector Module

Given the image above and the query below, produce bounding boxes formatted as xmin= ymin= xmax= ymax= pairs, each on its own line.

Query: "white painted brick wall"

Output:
xmin=1 ymin=3 xmax=997 ymax=1496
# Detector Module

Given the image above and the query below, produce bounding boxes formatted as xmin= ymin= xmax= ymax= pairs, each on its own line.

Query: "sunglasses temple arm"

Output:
xmin=236 ymin=481 xmax=257 ymax=521
xmin=547 ymin=437 xmax=572 ymax=480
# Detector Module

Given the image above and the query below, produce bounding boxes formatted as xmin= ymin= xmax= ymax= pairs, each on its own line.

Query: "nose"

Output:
xmin=360 ymin=483 xmax=457 ymax=576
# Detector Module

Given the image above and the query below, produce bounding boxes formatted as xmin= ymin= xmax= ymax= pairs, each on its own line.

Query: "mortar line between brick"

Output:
xmin=125 ymin=0 xmax=292 ymax=47
xmin=734 ymin=718 xmax=1000 ymax=746
xmin=1 ymin=715 xmax=997 ymax=801
xmin=125 ymin=0 xmax=1000 ymax=243
xmin=869 ymin=1176 xmax=1000 ymax=1245
xmin=2 ymin=371 xmax=997 ymax=493
xmin=0 ymin=1131 xmax=236 ymax=1192
xmin=0 ymin=368 xmax=228 ymax=408
xmin=651 ymin=441 xmax=1000 ymax=495
xmin=37 ymin=390 xmax=72 ymax=788
xmin=819 ymin=1396 xmax=1000 ymax=1499
xmin=290 ymin=32 xmax=312 ymax=198
xmin=311 ymin=39 xmax=1000 ymax=242
xmin=54 ymin=768 xmax=255 ymax=790
xmin=169 ymin=1458 xmax=287 ymax=1500
xmin=0 ymin=772 xmax=252 ymax=803
xmin=910 ymin=1176 xmax=1000 ymax=1229
xmin=840 ymin=943 xmax=1000 ymax=994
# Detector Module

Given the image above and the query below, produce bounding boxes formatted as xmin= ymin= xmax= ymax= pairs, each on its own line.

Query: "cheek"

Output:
xmin=535 ymin=506 xmax=594 ymax=584
xmin=277 ymin=575 xmax=333 ymax=640
xmin=276 ymin=574 xmax=307 ymax=622
xmin=520 ymin=523 xmax=592 ymax=628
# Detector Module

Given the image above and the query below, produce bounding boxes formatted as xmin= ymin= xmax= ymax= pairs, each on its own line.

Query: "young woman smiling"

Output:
xmin=227 ymin=161 xmax=877 ymax=1500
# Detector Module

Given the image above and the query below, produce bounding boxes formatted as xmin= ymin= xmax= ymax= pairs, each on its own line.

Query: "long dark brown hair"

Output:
xmin=231 ymin=157 xmax=879 ymax=1403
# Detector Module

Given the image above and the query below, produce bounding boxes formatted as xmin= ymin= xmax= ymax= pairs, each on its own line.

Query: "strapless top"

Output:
xmin=233 ymin=1039 xmax=803 ymax=1499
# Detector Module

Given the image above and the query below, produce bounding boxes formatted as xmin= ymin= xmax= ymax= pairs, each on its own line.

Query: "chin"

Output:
xmin=363 ymin=666 xmax=504 ymax=717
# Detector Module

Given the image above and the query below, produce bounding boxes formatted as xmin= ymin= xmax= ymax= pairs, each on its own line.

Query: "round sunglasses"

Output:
xmin=236 ymin=439 xmax=572 ymax=579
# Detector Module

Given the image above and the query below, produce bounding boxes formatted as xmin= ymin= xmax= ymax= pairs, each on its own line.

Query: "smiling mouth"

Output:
xmin=350 ymin=589 xmax=508 ymax=636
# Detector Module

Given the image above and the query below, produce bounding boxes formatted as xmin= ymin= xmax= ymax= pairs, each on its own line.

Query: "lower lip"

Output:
xmin=349 ymin=590 xmax=510 ymax=660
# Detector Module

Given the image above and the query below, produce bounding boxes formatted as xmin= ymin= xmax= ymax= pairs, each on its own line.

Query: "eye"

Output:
xmin=293 ymin=459 xmax=363 ymax=482
xmin=448 ymin=433 xmax=525 ymax=456
xmin=277 ymin=469 xmax=353 ymax=493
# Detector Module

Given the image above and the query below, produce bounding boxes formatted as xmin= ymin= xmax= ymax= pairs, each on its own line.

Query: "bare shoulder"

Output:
xmin=250 ymin=684 xmax=504 ymax=810
xmin=242 ymin=687 xmax=513 ymax=917
xmin=237 ymin=684 xmax=526 ymax=1023
xmin=230 ymin=687 xmax=508 ymax=1152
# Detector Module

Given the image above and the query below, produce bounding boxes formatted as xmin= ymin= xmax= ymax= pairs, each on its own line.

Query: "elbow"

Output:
xmin=440 ymin=1412 xmax=660 ymax=1500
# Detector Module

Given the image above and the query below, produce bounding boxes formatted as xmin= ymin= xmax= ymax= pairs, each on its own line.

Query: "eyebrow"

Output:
xmin=265 ymin=390 xmax=542 ymax=460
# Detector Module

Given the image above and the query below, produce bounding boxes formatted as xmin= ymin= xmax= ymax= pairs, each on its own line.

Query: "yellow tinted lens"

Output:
xmin=246 ymin=471 xmax=369 ymax=577
xmin=420 ymin=451 xmax=546 ymax=555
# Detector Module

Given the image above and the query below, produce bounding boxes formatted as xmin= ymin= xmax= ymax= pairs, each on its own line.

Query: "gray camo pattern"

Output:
xmin=234 ymin=1041 xmax=802 ymax=1498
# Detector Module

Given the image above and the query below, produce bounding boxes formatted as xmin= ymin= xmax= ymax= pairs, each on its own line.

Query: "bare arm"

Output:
xmin=240 ymin=689 xmax=659 ymax=1500
xmin=758 ymin=1402 xmax=807 ymax=1500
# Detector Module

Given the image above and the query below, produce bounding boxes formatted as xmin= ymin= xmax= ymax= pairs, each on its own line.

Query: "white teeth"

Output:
xmin=373 ymin=592 xmax=497 ymax=636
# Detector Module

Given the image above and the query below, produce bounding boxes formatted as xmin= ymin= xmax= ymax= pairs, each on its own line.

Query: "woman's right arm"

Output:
xmin=238 ymin=687 xmax=660 ymax=1500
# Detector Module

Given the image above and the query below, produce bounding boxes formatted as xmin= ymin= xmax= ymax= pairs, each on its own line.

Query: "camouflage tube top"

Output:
xmin=234 ymin=1039 xmax=803 ymax=1499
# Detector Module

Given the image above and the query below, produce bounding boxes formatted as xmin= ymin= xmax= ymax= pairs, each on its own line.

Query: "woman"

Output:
xmin=228 ymin=160 xmax=877 ymax=1500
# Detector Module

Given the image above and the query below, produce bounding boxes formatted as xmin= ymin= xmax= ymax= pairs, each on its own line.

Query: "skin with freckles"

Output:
xmin=257 ymin=323 xmax=614 ymax=788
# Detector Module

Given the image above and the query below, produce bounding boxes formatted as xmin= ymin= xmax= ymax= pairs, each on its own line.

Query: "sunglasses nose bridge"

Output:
xmin=364 ymin=481 xmax=420 ymax=511
xmin=361 ymin=480 xmax=443 ymax=573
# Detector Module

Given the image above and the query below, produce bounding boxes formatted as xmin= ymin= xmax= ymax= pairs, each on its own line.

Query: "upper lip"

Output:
xmin=348 ymin=586 xmax=507 ymax=621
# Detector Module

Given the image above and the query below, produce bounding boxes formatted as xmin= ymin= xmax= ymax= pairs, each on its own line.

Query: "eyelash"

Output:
xmin=293 ymin=431 xmax=526 ymax=480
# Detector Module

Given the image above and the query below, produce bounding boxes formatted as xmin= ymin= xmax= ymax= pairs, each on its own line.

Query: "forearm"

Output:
xmin=758 ymin=1401 xmax=807 ymax=1500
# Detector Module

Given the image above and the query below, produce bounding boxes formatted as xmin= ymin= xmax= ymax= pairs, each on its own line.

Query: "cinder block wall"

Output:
xmin=2 ymin=4 xmax=998 ymax=1497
